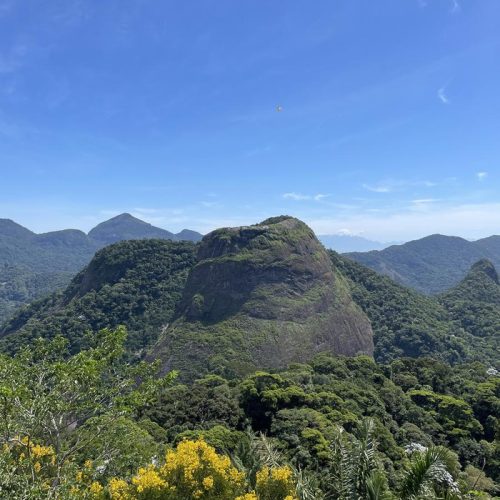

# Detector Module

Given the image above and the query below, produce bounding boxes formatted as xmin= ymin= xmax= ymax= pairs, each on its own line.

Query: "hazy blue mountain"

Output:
xmin=346 ymin=234 xmax=500 ymax=294
xmin=319 ymin=234 xmax=391 ymax=252
xmin=87 ymin=213 xmax=177 ymax=245
xmin=175 ymin=229 xmax=203 ymax=242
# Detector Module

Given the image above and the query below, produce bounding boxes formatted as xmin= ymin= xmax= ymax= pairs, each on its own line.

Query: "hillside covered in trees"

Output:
xmin=0 ymin=214 xmax=202 ymax=326
xmin=0 ymin=217 xmax=499 ymax=498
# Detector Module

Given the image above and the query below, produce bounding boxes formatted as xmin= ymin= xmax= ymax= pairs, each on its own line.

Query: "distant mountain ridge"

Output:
xmin=345 ymin=233 xmax=500 ymax=294
xmin=318 ymin=234 xmax=392 ymax=252
xmin=0 ymin=213 xmax=203 ymax=325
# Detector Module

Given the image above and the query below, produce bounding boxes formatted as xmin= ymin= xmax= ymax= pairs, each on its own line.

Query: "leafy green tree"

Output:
xmin=0 ymin=326 xmax=175 ymax=493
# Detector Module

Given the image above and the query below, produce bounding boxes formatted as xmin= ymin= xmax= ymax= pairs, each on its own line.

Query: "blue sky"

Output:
xmin=0 ymin=0 xmax=499 ymax=241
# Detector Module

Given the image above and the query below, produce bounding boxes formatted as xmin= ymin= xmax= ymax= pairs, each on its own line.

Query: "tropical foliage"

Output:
xmin=1 ymin=328 xmax=498 ymax=498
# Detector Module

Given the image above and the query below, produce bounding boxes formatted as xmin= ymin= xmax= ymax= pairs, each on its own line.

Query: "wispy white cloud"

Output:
xmin=410 ymin=198 xmax=441 ymax=212
xmin=437 ymin=86 xmax=449 ymax=104
xmin=363 ymin=179 xmax=437 ymax=194
xmin=477 ymin=171 xmax=488 ymax=181
xmin=282 ymin=192 xmax=329 ymax=201
xmin=335 ymin=228 xmax=363 ymax=236
xmin=314 ymin=193 xmax=330 ymax=201
xmin=308 ymin=202 xmax=500 ymax=241
xmin=283 ymin=192 xmax=311 ymax=201
xmin=363 ymin=183 xmax=392 ymax=193
xmin=412 ymin=198 xmax=440 ymax=204
xmin=450 ymin=0 xmax=461 ymax=14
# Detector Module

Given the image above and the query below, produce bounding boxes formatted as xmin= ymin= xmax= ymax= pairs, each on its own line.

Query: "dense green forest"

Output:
xmin=439 ymin=259 xmax=500 ymax=363
xmin=0 ymin=329 xmax=498 ymax=498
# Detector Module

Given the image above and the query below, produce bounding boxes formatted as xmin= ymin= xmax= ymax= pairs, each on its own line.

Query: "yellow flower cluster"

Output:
xmin=203 ymin=475 xmax=214 ymax=489
xmin=30 ymin=443 xmax=55 ymax=459
xmin=2 ymin=436 xmax=56 ymax=474
xmin=100 ymin=439 xmax=248 ymax=499
xmin=108 ymin=478 xmax=130 ymax=500
xmin=256 ymin=466 xmax=292 ymax=484
xmin=90 ymin=481 xmax=104 ymax=496
xmin=132 ymin=465 xmax=167 ymax=493
xmin=163 ymin=439 xmax=244 ymax=485
xmin=72 ymin=439 xmax=299 ymax=500
xmin=255 ymin=466 xmax=297 ymax=500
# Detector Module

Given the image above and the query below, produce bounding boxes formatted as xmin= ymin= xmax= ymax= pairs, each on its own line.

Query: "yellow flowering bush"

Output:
xmin=0 ymin=437 xmax=298 ymax=499
xmin=255 ymin=466 xmax=297 ymax=500
xmin=97 ymin=439 xmax=298 ymax=500
xmin=3 ymin=436 xmax=56 ymax=478
xmin=105 ymin=438 xmax=246 ymax=499
xmin=108 ymin=478 xmax=131 ymax=500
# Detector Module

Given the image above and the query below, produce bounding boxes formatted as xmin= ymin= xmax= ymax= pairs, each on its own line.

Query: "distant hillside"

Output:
xmin=0 ymin=239 xmax=197 ymax=355
xmin=329 ymin=251 xmax=471 ymax=364
xmin=346 ymin=234 xmax=500 ymax=294
xmin=88 ymin=213 xmax=177 ymax=245
xmin=439 ymin=259 xmax=500 ymax=364
xmin=0 ymin=214 xmax=203 ymax=325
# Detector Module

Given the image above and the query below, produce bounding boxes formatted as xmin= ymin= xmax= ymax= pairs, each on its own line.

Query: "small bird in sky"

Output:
xmin=276 ymin=105 xmax=283 ymax=112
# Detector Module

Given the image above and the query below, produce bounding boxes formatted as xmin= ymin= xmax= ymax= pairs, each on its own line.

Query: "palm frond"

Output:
xmin=400 ymin=446 xmax=459 ymax=500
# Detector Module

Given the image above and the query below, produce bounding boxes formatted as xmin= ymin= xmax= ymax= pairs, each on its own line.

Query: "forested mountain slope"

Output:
xmin=0 ymin=239 xmax=197 ymax=354
xmin=0 ymin=214 xmax=202 ymax=326
xmin=439 ymin=259 xmax=500 ymax=364
xmin=330 ymin=251 xmax=473 ymax=364
xmin=346 ymin=234 xmax=500 ymax=294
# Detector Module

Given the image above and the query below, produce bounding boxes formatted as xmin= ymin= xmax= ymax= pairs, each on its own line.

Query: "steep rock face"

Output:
xmin=150 ymin=216 xmax=373 ymax=379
